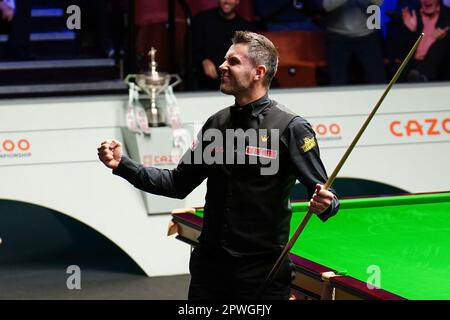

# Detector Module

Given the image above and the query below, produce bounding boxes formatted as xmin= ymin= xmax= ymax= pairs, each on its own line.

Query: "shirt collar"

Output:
xmin=231 ymin=94 xmax=271 ymax=118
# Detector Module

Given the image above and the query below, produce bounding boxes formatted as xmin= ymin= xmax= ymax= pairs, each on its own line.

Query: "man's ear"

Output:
xmin=254 ymin=65 xmax=267 ymax=82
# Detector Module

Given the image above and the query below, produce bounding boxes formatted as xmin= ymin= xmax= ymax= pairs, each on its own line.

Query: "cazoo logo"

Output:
xmin=0 ymin=138 xmax=32 ymax=159
xmin=312 ymin=123 xmax=342 ymax=141
xmin=142 ymin=154 xmax=181 ymax=167
xmin=390 ymin=118 xmax=450 ymax=137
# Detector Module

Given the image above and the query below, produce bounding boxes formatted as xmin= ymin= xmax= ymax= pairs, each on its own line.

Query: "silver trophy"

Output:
xmin=125 ymin=47 xmax=181 ymax=127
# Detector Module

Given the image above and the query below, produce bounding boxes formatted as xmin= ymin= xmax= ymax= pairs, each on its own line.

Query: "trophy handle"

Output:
xmin=154 ymin=74 xmax=181 ymax=95
xmin=124 ymin=74 xmax=136 ymax=84
xmin=169 ymin=74 xmax=182 ymax=89
xmin=125 ymin=74 xmax=146 ymax=94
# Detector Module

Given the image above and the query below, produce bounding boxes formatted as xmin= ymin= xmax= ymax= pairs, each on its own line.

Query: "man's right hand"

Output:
xmin=97 ymin=139 xmax=123 ymax=170
xmin=202 ymin=59 xmax=218 ymax=79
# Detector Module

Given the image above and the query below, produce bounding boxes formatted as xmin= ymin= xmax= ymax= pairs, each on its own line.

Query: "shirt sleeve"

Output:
xmin=112 ymin=130 xmax=208 ymax=200
xmin=283 ymin=116 xmax=340 ymax=222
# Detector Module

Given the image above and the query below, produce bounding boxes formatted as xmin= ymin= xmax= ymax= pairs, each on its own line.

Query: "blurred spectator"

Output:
xmin=71 ymin=0 xmax=119 ymax=58
xmin=384 ymin=1 xmax=416 ymax=77
xmin=0 ymin=0 xmax=32 ymax=60
xmin=0 ymin=0 xmax=15 ymax=54
xmin=254 ymin=0 xmax=323 ymax=31
xmin=321 ymin=0 xmax=387 ymax=85
xmin=385 ymin=0 xmax=450 ymax=81
xmin=192 ymin=0 xmax=252 ymax=90
xmin=0 ymin=0 xmax=14 ymax=23
xmin=398 ymin=0 xmax=450 ymax=81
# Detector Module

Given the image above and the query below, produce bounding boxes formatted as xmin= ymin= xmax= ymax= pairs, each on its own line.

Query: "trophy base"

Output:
xmin=148 ymin=122 xmax=167 ymax=127
xmin=146 ymin=108 xmax=167 ymax=127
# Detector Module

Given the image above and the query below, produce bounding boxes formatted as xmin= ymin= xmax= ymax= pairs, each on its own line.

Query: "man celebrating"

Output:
xmin=98 ymin=31 xmax=339 ymax=299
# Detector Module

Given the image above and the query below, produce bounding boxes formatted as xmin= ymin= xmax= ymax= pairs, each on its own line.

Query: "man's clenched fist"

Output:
xmin=97 ymin=139 xmax=123 ymax=170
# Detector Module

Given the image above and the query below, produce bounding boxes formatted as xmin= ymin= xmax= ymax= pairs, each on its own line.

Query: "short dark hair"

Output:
xmin=232 ymin=31 xmax=278 ymax=87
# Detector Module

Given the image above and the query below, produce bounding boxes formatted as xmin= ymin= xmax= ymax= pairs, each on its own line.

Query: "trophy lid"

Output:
xmin=149 ymin=47 xmax=158 ymax=76
xmin=138 ymin=47 xmax=169 ymax=85
xmin=132 ymin=47 xmax=172 ymax=95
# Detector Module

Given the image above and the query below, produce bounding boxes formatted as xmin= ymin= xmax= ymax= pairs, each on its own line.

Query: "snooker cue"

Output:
xmin=260 ymin=33 xmax=424 ymax=295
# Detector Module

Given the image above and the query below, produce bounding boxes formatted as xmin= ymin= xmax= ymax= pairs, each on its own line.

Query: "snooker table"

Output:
xmin=169 ymin=192 xmax=450 ymax=300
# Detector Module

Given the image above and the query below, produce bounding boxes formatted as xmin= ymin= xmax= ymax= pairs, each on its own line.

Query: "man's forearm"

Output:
xmin=112 ymin=155 xmax=206 ymax=200
xmin=112 ymin=155 xmax=184 ymax=199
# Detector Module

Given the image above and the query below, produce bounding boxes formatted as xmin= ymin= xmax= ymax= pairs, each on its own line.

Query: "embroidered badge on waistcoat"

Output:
xmin=300 ymin=137 xmax=316 ymax=153
xmin=245 ymin=146 xmax=278 ymax=159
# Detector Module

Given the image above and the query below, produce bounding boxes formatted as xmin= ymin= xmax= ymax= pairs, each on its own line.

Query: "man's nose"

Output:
xmin=219 ymin=62 xmax=227 ymax=73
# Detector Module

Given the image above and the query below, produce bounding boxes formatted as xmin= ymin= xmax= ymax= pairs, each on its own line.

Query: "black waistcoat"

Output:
xmin=198 ymin=99 xmax=298 ymax=255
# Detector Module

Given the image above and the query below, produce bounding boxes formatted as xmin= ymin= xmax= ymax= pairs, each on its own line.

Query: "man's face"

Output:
xmin=219 ymin=43 xmax=257 ymax=96
xmin=219 ymin=0 xmax=240 ymax=15
xmin=420 ymin=0 xmax=440 ymax=15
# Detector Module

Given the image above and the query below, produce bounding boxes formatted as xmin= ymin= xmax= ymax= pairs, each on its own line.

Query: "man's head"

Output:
xmin=219 ymin=31 xmax=278 ymax=99
xmin=420 ymin=0 xmax=440 ymax=15
xmin=219 ymin=0 xmax=240 ymax=18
